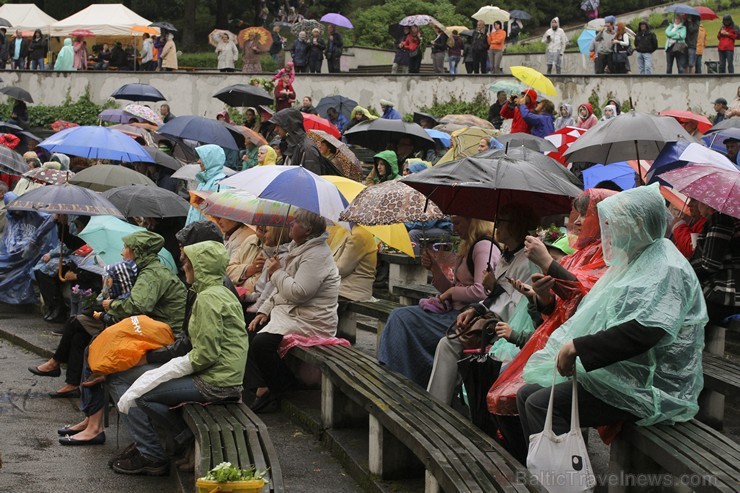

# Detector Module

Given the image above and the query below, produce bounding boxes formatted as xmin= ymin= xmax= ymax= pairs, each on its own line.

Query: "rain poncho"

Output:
xmin=186 ymin=144 xmax=226 ymax=225
xmin=488 ymin=189 xmax=615 ymax=415
xmin=523 ymin=184 xmax=708 ymax=426
xmin=371 ymin=150 xmax=399 ymax=183
xmin=554 ymin=103 xmax=575 ymax=130
xmin=54 ymin=39 xmax=75 ymax=71
xmin=258 ymin=145 xmax=277 ymax=165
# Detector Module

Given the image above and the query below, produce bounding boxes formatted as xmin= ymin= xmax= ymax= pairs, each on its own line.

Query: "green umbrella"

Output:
xmin=78 ymin=215 xmax=177 ymax=273
xmin=70 ymin=165 xmax=156 ymax=192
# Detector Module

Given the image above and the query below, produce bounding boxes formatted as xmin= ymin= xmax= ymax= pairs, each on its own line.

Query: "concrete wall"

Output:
xmin=3 ymin=69 xmax=735 ymax=120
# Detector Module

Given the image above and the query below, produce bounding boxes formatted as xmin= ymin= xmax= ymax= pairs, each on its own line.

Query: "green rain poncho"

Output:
xmin=523 ymin=184 xmax=708 ymax=426
xmin=54 ymin=39 xmax=75 ymax=71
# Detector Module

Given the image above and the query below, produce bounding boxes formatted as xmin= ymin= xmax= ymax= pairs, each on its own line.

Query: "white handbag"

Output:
xmin=526 ymin=369 xmax=596 ymax=493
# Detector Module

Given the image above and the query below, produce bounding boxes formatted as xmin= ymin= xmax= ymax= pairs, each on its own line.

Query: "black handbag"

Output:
xmin=671 ymin=41 xmax=688 ymax=54
xmin=457 ymin=327 xmax=502 ymax=433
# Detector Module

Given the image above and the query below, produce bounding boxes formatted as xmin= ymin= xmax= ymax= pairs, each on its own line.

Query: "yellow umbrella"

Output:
xmin=510 ymin=66 xmax=558 ymax=97
xmin=132 ymin=25 xmax=159 ymax=35
xmin=436 ymin=127 xmax=500 ymax=165
xmin=325 ymin=176 xmax=415 ymax=257
xmin=445 ymin=25 xmax=469 ymax=36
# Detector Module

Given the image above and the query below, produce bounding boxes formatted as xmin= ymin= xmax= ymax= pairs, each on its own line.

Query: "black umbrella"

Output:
xmin=151 ymin=133 xmax=200 ymax=163
xmin=0 ymin=144 xmax=29 ymax=175
xmin=0 ymin=121 xmax=23 ymax=133
xmin=495 ymin=133 xmax=557 ymax=153
xmin=0 ymin=86 xmax=33 ymax=103
xmin=7 ymin=183 xmax=124 ymax=219
xmin=315 ymin=95 xmax=358 ymax=120
xmin=460 ymin=29 xmax=474 ymax=37
xmin=111 ymin=83 xmax=166 ymax=103
xmin=103 ymin=185 xmax=189 ymax=218
xmin=0 ymin=18 xmax=11 ymax=28
xmin=707 ymin=118 xmax=740 ymax=133
xmin=213 ymin=84 xmax=273 ymax=108
xmin=150 ymin=21 xmax=177 ymax=32
xmin=158 ymin=115 xmax=242 ymax=151
xmin=509 ymin=9 xmax=532 ymax=20
xmin=343 ymin=119 xmax=435 ymax=152
xmin=413 ymin=112 xmax=439 ymax=127
xmin=142 ymin=146 xmax=185 ymax=171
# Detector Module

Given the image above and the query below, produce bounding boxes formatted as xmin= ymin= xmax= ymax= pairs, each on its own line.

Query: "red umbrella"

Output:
xmin=302 ymin=113 xmax=341 ymax=139
xmin=69 ymin=29 xmax=96 ymax=37
xmin=658 ymin=110 xmax=712 ymax=134
xmin=694 ymin=6 xmax=718 ymax=20
xmin=544 ymin=126 xmax=588 ymax=165
xmin=51 ymin=120 xmax=79 ymax=133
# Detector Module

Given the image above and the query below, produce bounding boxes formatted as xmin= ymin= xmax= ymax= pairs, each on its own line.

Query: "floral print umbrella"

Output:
xmin=290 ymin=19 xmax=324 ymax=35
xmin=238 ymin=27 xmax=273 ymax=51
xmin=339 ymin=180 xmax=444 ymax=226
xmin=307 ymin=129 xmax=364 ymax=182
xmin=660 ymin=164 xmax=740 ymax=219
xmin=399 ymin=15 xmax=441 ymax=27
xmin=23 ymin=167 xmax=74 ymax=185
xmin=123 ymin=103 xmax=163 ymax=126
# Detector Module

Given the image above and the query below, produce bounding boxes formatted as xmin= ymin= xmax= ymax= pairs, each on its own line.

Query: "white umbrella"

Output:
xmin=472 ymin=6 xmax=510 ymax=24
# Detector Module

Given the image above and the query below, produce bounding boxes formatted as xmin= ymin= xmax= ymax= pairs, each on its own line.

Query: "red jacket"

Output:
xmin=500 ymin=89 xmax=537 ymax=134
xmin=403 ymin=34 xmax=420 ymax=52
xmin=274 ymin=80 xmax=296 ymax=112
xmin=718 ymin=25 xmax=737 ymax=51
xmin=672 ymin=216 xmax=707 ymax=258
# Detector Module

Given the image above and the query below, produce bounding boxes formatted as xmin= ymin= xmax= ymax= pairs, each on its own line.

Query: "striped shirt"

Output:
xmin=691 ymin=213 xmax=740 ymax=308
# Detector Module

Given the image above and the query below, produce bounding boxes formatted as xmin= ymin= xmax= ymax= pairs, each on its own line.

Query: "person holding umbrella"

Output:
xmin=73 ymin=36 xmax=88 ymax=71
xmin=448 ymin=30 xmax=464 ymax=75
xmin=665 ymin=14 xmax=687 ymax=74
xmin=500 ymin=88 xmax=537 ymax=134
xmin=488 ymin=21 xmax=506 ymax=74
xmin=325 ymin=24 xmax=343 ymax=73
xmin=431 ymin=25 xmax=448 ymax=74
xmin=242 ymin=31 xmax=263 ymax=73
xmin=160 ymin=32 xmax=178 ymax=72
xmin=215 ymin=32 xmax=238 ymax=73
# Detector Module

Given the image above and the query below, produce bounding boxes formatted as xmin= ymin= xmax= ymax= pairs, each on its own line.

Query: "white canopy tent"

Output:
xmin=0 ymin=4 xmax=57 ymax=33
xmin=51 ymin=4 xmax=153 ymax=36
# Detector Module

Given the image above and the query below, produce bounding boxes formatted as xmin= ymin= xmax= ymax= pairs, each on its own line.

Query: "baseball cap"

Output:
xmin=713 ymin=97 xmax=728 ymax=107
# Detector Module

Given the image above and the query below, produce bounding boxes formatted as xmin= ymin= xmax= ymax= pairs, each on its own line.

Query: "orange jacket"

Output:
xmin=488 ymin=30 xmax=506 ymax=50
xmin=696 ymin=25 xmax=707 ymax=55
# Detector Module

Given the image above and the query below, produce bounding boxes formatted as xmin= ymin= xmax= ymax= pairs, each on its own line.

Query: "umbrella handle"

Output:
xmin=58 ymin=225 xmax=66 ymax=282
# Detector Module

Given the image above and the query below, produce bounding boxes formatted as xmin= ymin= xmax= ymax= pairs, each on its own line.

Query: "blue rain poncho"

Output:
xmin=185 ymin=144 xmax=226 ymax=225
xmin=54 ymin=39 xmax=75 ymax=71
xmin=523 ymin=184 xmax=708 ymax=426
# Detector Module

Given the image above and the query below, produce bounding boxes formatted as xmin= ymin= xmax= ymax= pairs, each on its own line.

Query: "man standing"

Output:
xmin=634 ymin=20 xmax=658 ymax=74
xmin=712 ymin=97 xmax=728 ymax=125
xmin=325 ymin=24 xmax=343 ymax=73
xmin=487 ymin=90 xmax=507 ymax=129
xmin=141 ymin=33 xmax=154 ymax=71
xmin=695 ymin=22 xmax=707 ymax=73
xmin=542 ymin=18 xmax=568 ymax=74
xmin=11 ymin=30 xmax=28 ymax=70
xmin=592 ymin=16 xmax=616 ymax=74
xmin=685 ymin=15 xmax=699 ymax=74
xmin=470 ymin=20 xmax=489 ymax=74
xmin=380 ymin=100 xmax=401 ymax=120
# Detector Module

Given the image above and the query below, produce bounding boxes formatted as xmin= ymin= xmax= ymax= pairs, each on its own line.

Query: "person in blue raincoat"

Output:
xmin=185 ymin=145 xmax=226 ymax=225
xmin=54 ymin=38 xmax=75 ymax=71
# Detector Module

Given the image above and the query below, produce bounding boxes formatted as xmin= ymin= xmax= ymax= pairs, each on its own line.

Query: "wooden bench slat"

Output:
xmin=194 ymin=405 xmax=225 ymax=467
xmin=183 ymin=405 xmax=213 ymax=475
xmin=209 ymin=406 xmax=239 ymax=467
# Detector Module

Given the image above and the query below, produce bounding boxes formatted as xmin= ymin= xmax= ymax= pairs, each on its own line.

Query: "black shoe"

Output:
xmin=57 ymin=425 xmax=83 ymax=436
xmin=59 ymin=432 xmax=105 ymax=446
xmin=48 ymin=388 xmax=80 ymax=399
xmin=250 ymin=390 xmax=282 ymax=414
xmin=51 ymin=328 xmax=65 ymax=336
xmin=108 ymin=442 xmax=138 ymax=469
xmin=112 ymin=449 xmax=170 ymax=476
xmin=43 ymin=306 xmax=62 ymax=322
xmin=28 ymin=365 xmax=61 ymax=377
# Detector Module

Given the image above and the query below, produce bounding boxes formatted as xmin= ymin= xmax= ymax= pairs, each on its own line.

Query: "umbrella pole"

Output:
xmin=58 ymin=222 xmax=65 ymax=282
xmin=274 ymin=204 xmax=292 ymax=249
xmin=487 ymin=190 xmax=502 ymax=268
xmin=636 ymin=143 xmax=644 ymax=186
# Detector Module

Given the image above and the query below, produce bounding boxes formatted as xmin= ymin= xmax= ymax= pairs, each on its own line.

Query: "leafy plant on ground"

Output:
xmin=200 ymin=462 xmax=269 ymax=483
xmin=416 ymin=88 xmax=490 ymax=120
xmin=0 ymin=87 xmax=119 ymax=128
xmin=178 ymin=53 xmax=277 ymax=73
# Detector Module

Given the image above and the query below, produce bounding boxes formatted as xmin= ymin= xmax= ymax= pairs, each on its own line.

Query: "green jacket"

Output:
xmin=184 ymin=241 xmax=248 ymax=388
xmin=108 ymin=231 xmax=187 ymax=330
xmin=372 ymin=150 xmax=399 ymax=182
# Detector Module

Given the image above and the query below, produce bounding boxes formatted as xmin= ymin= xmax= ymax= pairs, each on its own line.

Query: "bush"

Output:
xmin=415 ymin=89 xmax=490 ymax=120
xmin=0 ymin=90 xmax=119 ymax=129
xmin=648 ymin=13 xmax=666 ymax=30
xmin=178 ymin=52 xmax=278 ymax=74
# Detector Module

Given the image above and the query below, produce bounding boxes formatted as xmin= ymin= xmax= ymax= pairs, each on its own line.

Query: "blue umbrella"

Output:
xmin=38 ymin=126 xmax=154 ymax=163
xmin=158 ymin=115 xmax=242 ymax=151
xmin=577 ymin=29 xmax=596 ymax=55
xmin=99 ymin=109 xmax=140 ymax=124
xmin=703 ymin=127 xmax=740 ymax=154
xmin=648 ymin=141 xmax=738 ymax=183
xmin=110 ymin=83 xmax=166 ymax=103
xmin=582 ymin=163 xmax=636 ymax=190
xmin=425 ymin=129 xmax=451 ymax=148
xmin=665 ymin=4 xmax=700 ymax=17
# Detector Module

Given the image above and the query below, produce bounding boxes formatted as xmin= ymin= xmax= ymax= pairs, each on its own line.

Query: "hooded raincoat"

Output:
xmin=108 ymin=231 xmax=187 ymax=330
xmin=186 ymin=145 xmax=226 ymax=225
xmin=500 ymin=89 xmax=537 ymax=134
xmin=554 ymin=103 xmax=575 ymax=130
xmin=576 ymin=103 xmax=598 ymax=130
xmin=270 ymin=108 xmax=339 ymax=175
xmin=54 ymin=39 xmax=75 ymax=71
xmin=370 ymin=150 xmax=399 ymax=183
xmin=523 ymin=184 xmax=708 ymax=426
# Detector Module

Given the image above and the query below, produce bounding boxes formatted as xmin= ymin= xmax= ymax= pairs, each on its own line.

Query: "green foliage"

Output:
xmin=200 ymin=462 xmax=268 ymax=483
xmin=178 ymin=52 xmax=277 ymax=73
xmin=648 ymin=13 xmax=667 ymax=30
xmin=416 ymin=89 xmax=490 ymax=120
xmin=588 ymin=90 xmax=602 ymax=119
xmin=587 ymin=90 xmax=633 ymax=119
xmin=0 ymin=90 xmax=119 ymax=129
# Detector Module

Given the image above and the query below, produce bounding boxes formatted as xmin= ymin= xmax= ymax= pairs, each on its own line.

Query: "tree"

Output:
xmin=183 ymin=0 xmax=197 ymax=51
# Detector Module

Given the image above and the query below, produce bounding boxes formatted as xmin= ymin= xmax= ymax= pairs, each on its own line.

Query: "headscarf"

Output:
xmin=601 ymin=104 xmax=617 ymax=121
xmin=522 ymin=184 xmax=708 ymax=426
xmin=54 ymin=39 xmax=75 ymax=71
xmin=258 ymin=145 xmax=277 ymax=165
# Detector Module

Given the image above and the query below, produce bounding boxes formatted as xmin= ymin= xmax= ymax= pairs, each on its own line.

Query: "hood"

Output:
xmin=350 ymin=105 xmax=377 ymax=121
xmin=175 ymin=220 xmax=224 ymax=246
xmin=638 ymin=19 xmax=650 ymax=31
xmin=195 ymin=144 xmax=226 ymax=183
xmin=604 ymin=15 xmax=616 ymax=25
xmin=723 ymin=15 xmax=734 ymax=26
xmin=184 ymin=240 xmax=229 ymax=292
xmin=33 ymin=29 xmax=42 ymax=40
xmin=260 ymin=145 xmax=277 ymax=165
xmin=216 ymin=111 xmax=231 ymax=124
xmin=63 ymin=38 xmax=72 ymax=47
xmin=3 ymin=191 xmax=17 ymax=206
xmin=50 ymin=153 xmax=70 ymax=170
xmin=559 ymin=103 xmax=573 ymax=118
xmin=578 ymin=103 xmax=593 ymax=117
xmin=602 ymin=105 xmax=617 ymax=120
xmin=524 ymin=89 xmax=538 ymax=105
xmin=551 ymin=17 xmax=560 ymax=28
xmin=270 ymin=108 xmax=305 ymax=151
xmin=373 ymin=150 xmax=399 ymax=180
xmin=572 ymin=188 xmax=618 ymax=249
xmin=123 ymin=230 xmax=165 ymax=266
xmin=597 ymin=183 xmax=666 ymax=267
xmin=104 ymin=259 xmax=138 ymax=299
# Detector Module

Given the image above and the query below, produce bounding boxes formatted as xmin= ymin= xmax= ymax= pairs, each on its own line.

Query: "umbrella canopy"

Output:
xmin=707 ymin=118 xmax=740 ymax=134
xmin=227 ymin=125 xmax=268 ymax=146
xmin=320 ymin=13 xmax=353 ymax=29
xmin=220 ymin=165 xmax=349 ymax=222
xmin=660 ymin=164 xmax=740 ymax=219
xmin=0 ymin=86 xmax=33 ymax=103
xmin=158 ymin=115 xmax=242 ymax=150
xmin=99 ymin=109 xmax=141 ymax=124
xmin=150 ymin=21 xmax=177 ymax=32
xmin=151 ymin=133 xmax=200 ymax=163
xmin=307 ymin=129 xmax=363 ymax=181
xmin=103 ymin=184 xmax=189 ymax=218
xmin=69 ymin=29 xmax=95 ymax=37
xmin=302 ymin=113 xmax=341 ymax=139
xmin=109 ymin=124 xmax=154 ymax=147
xmin=208 ymin=29 xmax=237 ymax=47
xmin=694 ymin=6 xmax=718 ymax=20
xmin=489 ymin=80 xmax=525 ymax=95
xmin=445 ymin=25 xmax=470 ymax=36
xmin=291 ymin=19 xmax=323 ymax=35
xmin=425 ymin=129 xmax=451 ymax=148
xmin=496 ymin=133 xmax=557 ymax=152
xmin=38 ymin=126 xmax=155 ymax=163
xmin=472 ymin=6 xmax=510 ymax=24
xmin=0 ymin=144 xmax=29 ymax=175
xmin=213 ymin=84 xmax=273 ymax=108
xmin=23 ymin=167 xmax=74 ymax=185
xmin=171 ymin=163 xmax=236 ymax=181
xmin=665 ymin=4 xmax=700 ymax=17
xmin=401 ymin=148 xmax=582 ymax=221
xmin=436 ymin=127 xmax=500 ymax=165
xmin=399 ymin=15 xmax=441 ymax=27
xmin=658 ymin=110 xmax=712 ymax=134
xmin=193 ymin=189 xmax=294 ymax=226
xmin=704 ymin=127 xmax=740 ymax=154
xmin=7 ymin=183 xmax=124 ymax=219
xmin=544 ymin=126 xmax=588 ymax=164
xmin=413 ymin=112 xmax=439 ymax=127
xmin=339 ymin=180 xmax=444 ymax=225
xmin=510 ymin=66 xmax=557 ymax=96
xmin=344 ymin=119 xmax=435 ymax=152
xmin=141 ymin=146 xmax=185 ymax=171
xmin=438 ymin=114 xmax=493 ymax=129
xmin=238 ymin=26 xmax=272 ymax=51
xmin=509 ymin=9 xmax=532 ymax=20
xmin=124 ymin=103 xmax=164 ymax=126
xmin=111 ymin=83 xmax=166 ymax=102
xmin=70 ymin=165 xmax=156 ymax=192
xmin=324 ymin=175 xmax=415 ymax=257
xmin=647 ymin=141 xmax=738 ymax=183
xmin=578 ymin=29 xmax=596 ymax=55
xmin=582 ymin=163 xmax=637 ymax=190
xmin=0 ymin=18 xmax=11 ymax=28
xmin=315 ymin=95 xmax=358 ymax=120
xmin=0 ymin=121 xmax=23 ymax=133
xmin=132 ymin=25 xmax=159 ymax=35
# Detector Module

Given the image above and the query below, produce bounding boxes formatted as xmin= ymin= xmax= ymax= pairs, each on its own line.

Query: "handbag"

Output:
xmin=446 ymin=311 xmax=499 ymax=350
xmin=671 ymin=41 xmax=688 ymax=54
xmin=457 ymin=329 xmax=502 ymax=433
xmin=526 ymin=369 xmax=596 ymax=493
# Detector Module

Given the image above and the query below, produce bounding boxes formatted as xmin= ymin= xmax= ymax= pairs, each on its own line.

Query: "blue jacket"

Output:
xmin=519 ymin=104 xmax=554 ymax=138
xmin=186 ymin=144 xmax=226 ymax=225
xmin=382 ymin=107 xmax=402 ymax=120
xmin=332 ymin=114 xmax=349 ymax=133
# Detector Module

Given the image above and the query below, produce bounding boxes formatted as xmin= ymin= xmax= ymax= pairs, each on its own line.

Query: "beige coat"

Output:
xmin=160 ymin=38 xmax=178 ymax=70
xmin=259 ymin=232 xmax=340 ymax=337
xmin=224 ymin=226 xmax=261 ymax=290
xmin=330 ymin=225 xmax=377 ymax=302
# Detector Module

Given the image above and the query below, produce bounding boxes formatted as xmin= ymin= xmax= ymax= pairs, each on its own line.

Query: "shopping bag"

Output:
xmin=88 ymin=315 xmax=175 ymax=374
xmin=526 ymin=369 xmax=595 ymax=493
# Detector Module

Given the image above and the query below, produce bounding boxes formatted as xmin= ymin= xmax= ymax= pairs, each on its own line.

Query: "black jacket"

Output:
xmin=634 ymin=27 xmax=658 ymax=53
xmin=308 ymin=37 xmax=325 ymax=63
xmin=29 ymin=32 xmax=47 ymax=60
xmin=326 ymin=31 xmax=343 ymax=59
xmin=270 ymin=108 xmax=341 ymax=176
xmin=10 ymin=37 xmax=29 ymax=60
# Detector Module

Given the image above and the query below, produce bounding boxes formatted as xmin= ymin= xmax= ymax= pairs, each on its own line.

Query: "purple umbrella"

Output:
xmin=99 ymin=109 xmax=140 ymax=124
xmin=320 ymin=13 xmax=353 ymax=29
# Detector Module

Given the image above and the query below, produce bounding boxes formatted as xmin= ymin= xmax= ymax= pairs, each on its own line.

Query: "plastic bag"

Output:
xmin=118 ymin=354 xmax=194 ymax=414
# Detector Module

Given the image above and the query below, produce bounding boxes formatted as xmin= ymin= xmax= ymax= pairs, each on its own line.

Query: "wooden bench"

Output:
xmin=182 ymin=402 xmax=285 ymax=492
xmin=289 ymin=343 xmax=544 ymax=493
xmin=393 ymin=282 xmax=439 ymax=306
xmin=337 ymin=298 xmax=402 ymax=345
xmin=378 ymin=252 xmax=428 ymax=292
xmin=698 ymin=352 xmax=740 ymax=430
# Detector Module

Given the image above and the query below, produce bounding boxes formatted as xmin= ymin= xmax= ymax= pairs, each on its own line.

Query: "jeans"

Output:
xmin=594 ymin=53 xmax=610 ymax=73
xmin=665 ymin=49 xmax=687 ymax=74
xmin=12 ymin=58 xmax=24 ymax=69
xmin=31 ymin=58 xmax=44 ymax=70
xmin=636 ymin=52 xmax=652 ymax=74
xmin=719 ymin=50 xmax=734 ymax=73
xmin=687 ymin=47 xmax=697 ymax=69
xmin=695 ymin=54 xmax=703 ymax=74
xmin=448 ymin=55 xmax=460 ymax=74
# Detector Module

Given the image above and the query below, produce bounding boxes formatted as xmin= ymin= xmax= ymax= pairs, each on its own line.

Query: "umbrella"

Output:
xmin=111 ymin=83 xmax=166 ymax=103
xmin=228 ymin=125 xmax=268 ymax=146
xmin=445 ymin=25 xmax=470 ymax=36
xmin=220 ymin=165 xmax=349 ymax=223
xmin=324 ymin=176 xmax=415 ymax=257
xmin=102 ymin=185 xmax=189 ymax=218
xmin=109 ymin=124 xmax=154 ymax=147
xmin=142 ymin=146 xmax=185 ymax=171
xmin=436 ymin=127 xmax=500 ymax=165
xmin=124 ymin=104 xmax=163 ymax=126
xmin=307 ymin=130 xmax=364 ymax=181
xmin=302 ymin=113 xmax=341 ymax=139
xmin=99 ymin=109 xmax=140 ymax=124
xmin=0 ymin=145 xmax=30 ymax=175
xmin=158 ymin=116 xmax=242 ymax=151
xmin=132 ymin=25 xmax=159 ymax=35
xmin=0 ymin=86 xmax=33 ymax=103
xmin=399 ymin=15 xmax=440 ymax=27
xmin=459 ymin=29 xmax=475 ymax=37
xmin=50 ymin=120 xmax=78 ymax=133
xmin=704 ymin=127 xmax=740 ymax=154
xmin=660 ymin=164 xmax=740 ymax=219
xmin=665 ymin=4 xmax=700 ymax=17
xmin=7 ymin=183 xmax=124 ymax=219
xmin=509 ymin=10 xmax=532 ymax=20
xmin=707 ymin=118 xmax=740 ymax=134
xmin=151 ymin=133 xmax=200 ymax=163
xmin=150 ymin=21 xmax=177 ymax=32
xmin=69 ymin=29 xmax=95 ymax=37
xmin=0 ymin=121 xmax=23 ymax=133
xmin=208 ymin=29 xmax=237 ymax=47
xmin=438 ymin=114 xmax=493 ymax=129
xmin=658 ymin=110 xmax=712 ymax=134
xmin=577 ymin=29 xmax=596 ymax=55
xmin=38 ymin=126 xmax=155 ymax=163
xmin=582 ymin=163 xmax=637 ymax=190
xmin=458 ymin=337 xmax=503 ymax=436
xmin=320 ymin=13 xmax=353 ymax=29
xmin=413 ymin=112 xmax=439 ymax=127
xmin=213 ymin=84 xmax=273 ymax=108
xmin=344 ymin=119 xmax=435 ymax=152
xmin=171 ymin=164 xmax=236 ymax=181
xmin=315 ymin=95 xmax=358 ymax=120
xmin=291 ymin=19 xmax=323 ymax=35
xmin=544 ymin=126 xmax=588 ymax=165
xmin=78 ymin=215 xmax=176 ymax=270
xmin=339 ymin=180 xmax=444 ymax=225
xmin=69 ymin=165 xmax=156 ymax=192
xmin=694 ymin=6 xmax=718 ymax=20
xmin=647 ymin=141 xmax=737 ymax=183
xmin=401 ymin=147 xmax=583 ymax=221
xmin=0 ymin=18 xmax=11 ymax=28
xmin=425 ymin=129 xmax=451 ymax=148
xmin=488 ymin=80 xmax=525 ymax=95
xmin=510 ymin=66 xmax=557 ymax=97
xmin=23 ymin=167 xmax=74 ymax=185
xmin=496 ymin=133 xmax=557 ymax=152
xmin=472 ymin=6 xmax=510 ymax=24
xmin=193 ymin=189 xmax=294 ymax=226
xmin=238 ymin=27 xmax=272 ymax=51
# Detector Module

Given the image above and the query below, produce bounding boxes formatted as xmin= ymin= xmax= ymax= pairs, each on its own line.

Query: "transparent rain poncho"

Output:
xmin=523 ymin=184 xmax=708 ymax=426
